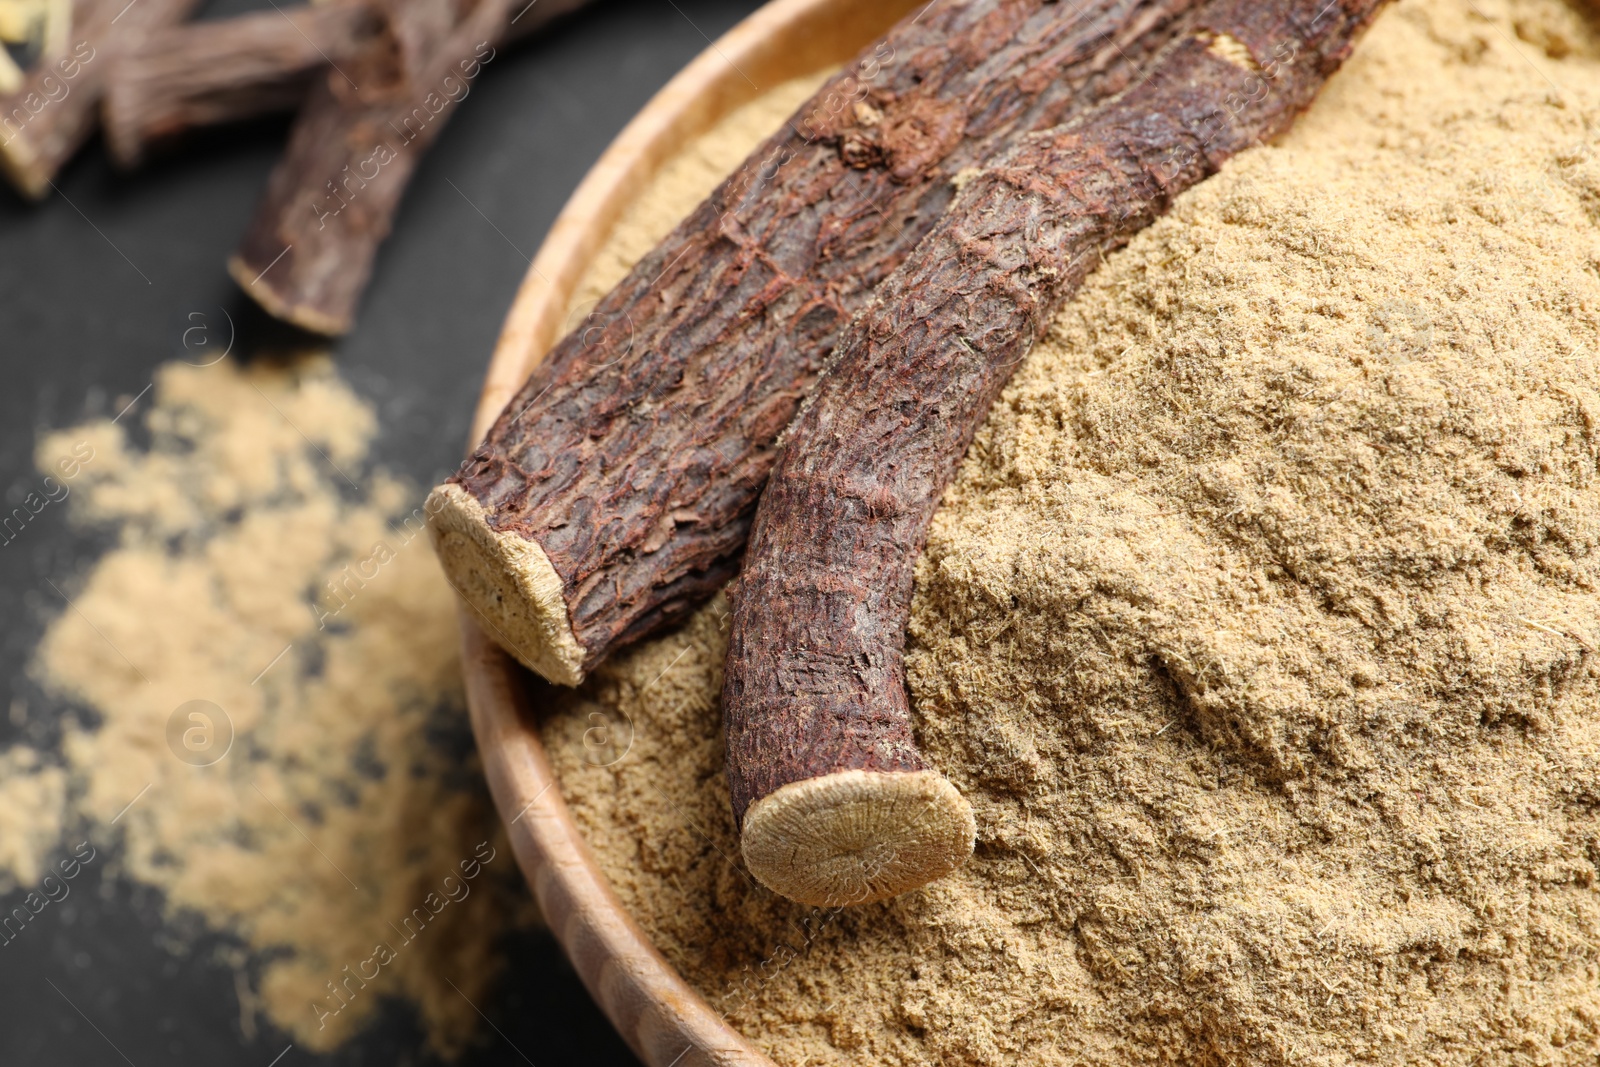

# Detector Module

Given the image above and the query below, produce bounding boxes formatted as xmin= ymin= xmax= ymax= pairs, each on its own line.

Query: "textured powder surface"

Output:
xmin=538 ymin=2 xmax=1600 ymax=1064
xmin=16 ymin=357 xmax=530 ymax=1056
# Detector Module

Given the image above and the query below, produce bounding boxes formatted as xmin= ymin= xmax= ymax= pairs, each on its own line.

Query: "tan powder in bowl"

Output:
xmin=537 ymin=1 xmax=1600 ymax=1064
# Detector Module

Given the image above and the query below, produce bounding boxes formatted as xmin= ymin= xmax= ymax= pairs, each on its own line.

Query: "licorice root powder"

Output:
xmin=18 ymin=357 xmax=531 ymax=1056
xmin=538 ymin=0 xmax=1600 ymax=1064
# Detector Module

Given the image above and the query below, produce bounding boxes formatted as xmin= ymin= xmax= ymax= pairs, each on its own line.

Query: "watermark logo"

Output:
xmin=311 ymin=41 xmax=496 ymax=230
xmin=564 ymin=298 xmax=634 ymax=369
xmin=1 ymin=438 xmax=94 ymax=549
xmin=1366 ymin=299 xmax=1433 ymax=363
xmin=581 ymin=706 xmax=633 ymax=767
xmin=0 ymin=40 xmax=94 ymax=149
xmin=0 ymin=841 xmax=95 ymax=948
xmin=180 ymin=309 xmax=234 ymax=367
xmin=166 ymin=700 xmax=233 ymax=766
xmin=310 ymin=841 xmax=497 ymax=1031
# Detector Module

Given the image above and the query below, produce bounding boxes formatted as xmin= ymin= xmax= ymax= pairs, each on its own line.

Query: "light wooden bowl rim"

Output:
xmin=455 ymin=1 xmax=922 ymax=1064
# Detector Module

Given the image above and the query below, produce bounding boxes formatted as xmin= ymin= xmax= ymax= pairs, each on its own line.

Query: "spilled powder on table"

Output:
xmin=0 ymin=745 xmax=67 ymax=889
xmin=539 ymin=1 xmax=1600 ymax=1064
xmin=18 ymin=356 xmax=531 ymax=1056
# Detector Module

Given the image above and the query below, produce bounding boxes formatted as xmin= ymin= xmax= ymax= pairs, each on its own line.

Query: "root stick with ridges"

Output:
xmin=722 ymin=0 xmax=1393 ymax=907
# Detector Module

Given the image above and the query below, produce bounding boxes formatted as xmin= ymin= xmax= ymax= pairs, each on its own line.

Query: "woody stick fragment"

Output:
xmin=723 ymin=0 xmax=1392 ymax=907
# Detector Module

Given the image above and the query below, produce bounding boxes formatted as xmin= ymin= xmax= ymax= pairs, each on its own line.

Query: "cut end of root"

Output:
xmin=226 ymin=254 xmax=349 ymax=336
xmin=426 ymin=483 xmax=589 ymax=687
xmin=741 ymin=769 xmax=975 ymax=907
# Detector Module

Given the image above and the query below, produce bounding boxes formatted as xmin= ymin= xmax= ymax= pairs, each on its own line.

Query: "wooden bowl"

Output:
xmin=456 ymin=1 xmax=922 ymax=1063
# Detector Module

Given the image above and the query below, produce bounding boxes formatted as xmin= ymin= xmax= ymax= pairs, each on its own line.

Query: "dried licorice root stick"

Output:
xmin=102 ymin=0 xmax=581 ymax=169
xmin=430 ymin=0 xmax=1207 ymax=686
xmin=102 ymin=2 xmax=387 ymax=168
xmin=0 ymin=0 xmax=199 ymax=198
xmin=227 ymin=0 xmax=594 ymax=334
xmin=724 ymin=0 xmax=1392 ymax=907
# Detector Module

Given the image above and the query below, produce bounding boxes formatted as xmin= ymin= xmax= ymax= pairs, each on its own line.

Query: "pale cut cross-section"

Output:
xmin=740 ymin=769 xmax=975 ymax=907
xmin=426 ymin=483 xmax=589 ymax=687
